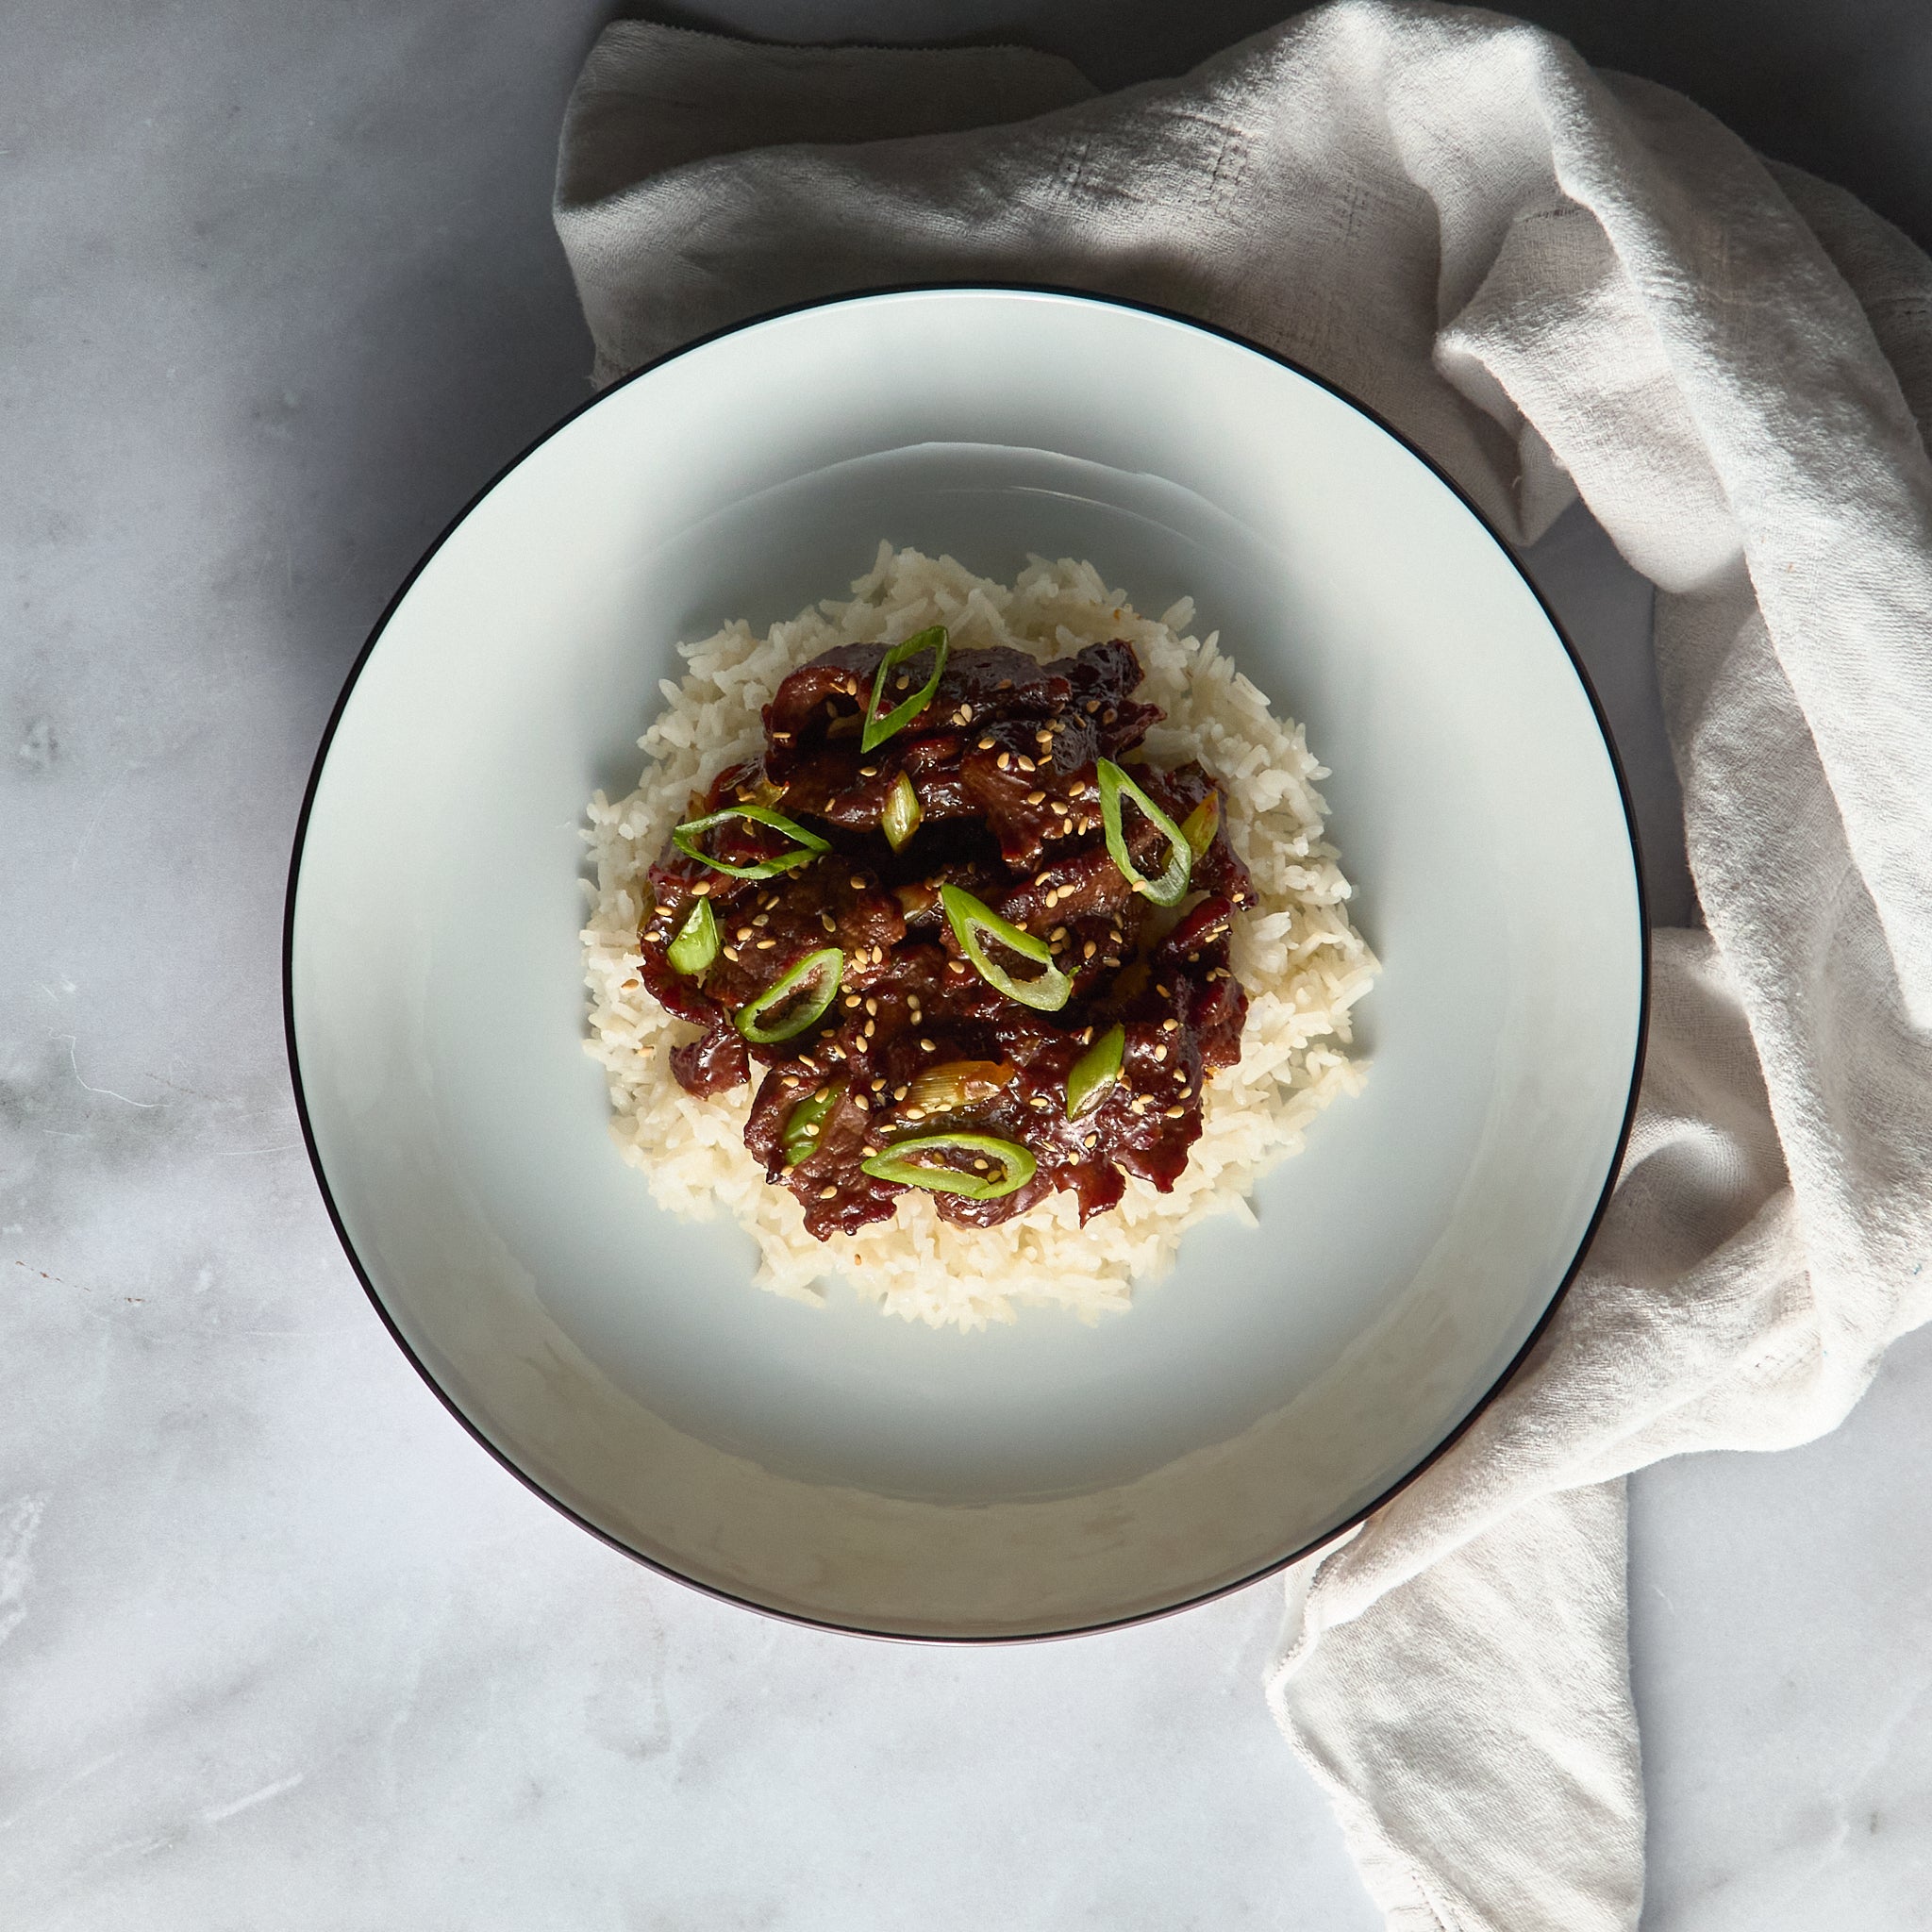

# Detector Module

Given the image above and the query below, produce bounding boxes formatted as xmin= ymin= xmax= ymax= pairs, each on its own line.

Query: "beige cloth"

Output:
xmin=554 ymin=7 xmax=1932 ymax=1926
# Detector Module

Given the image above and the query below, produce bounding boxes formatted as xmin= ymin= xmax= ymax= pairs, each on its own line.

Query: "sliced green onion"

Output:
xmin=861 ymin=1132 xmax=1036 ymax=1201
xmin=881 ymin=771 xmax=923 ymax=851
xmin=735 ymin=947 xmax=844 ymax=1044
xmin=1066 ymin=1024 xmax=1124 ymax=1119
xmin=861 ymin=625 xmax=948 ymax=754
xmin=672 ymin=804 xmax=829 ymax=881
xmin=939 ymin=883 xmax=1072 ymax=1012
xmin=904 ymin=1058 xmax=1014 ymax=1117
xmin=781 ymin=1081 xmax=844 ymax=1167
xmin=1096 ymin=758 xmax=1191 ymax=907
xmin=1179 ymin=790 xmax=1221 ymax=860
xmin=665 ymin=897 xmax=719 ymax=975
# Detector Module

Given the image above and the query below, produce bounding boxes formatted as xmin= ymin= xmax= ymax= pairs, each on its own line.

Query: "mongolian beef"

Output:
xmin=634 ymin=626 xmax=1257 ymax=1241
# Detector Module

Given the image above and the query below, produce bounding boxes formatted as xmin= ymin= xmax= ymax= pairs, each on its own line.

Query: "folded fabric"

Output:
xmin=555 ymin=8 xmax=1932 ymax=1925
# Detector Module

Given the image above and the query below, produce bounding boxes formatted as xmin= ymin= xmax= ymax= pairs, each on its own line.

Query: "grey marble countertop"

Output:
xmin=6 ymin=4 xmax=1930 ymax=1924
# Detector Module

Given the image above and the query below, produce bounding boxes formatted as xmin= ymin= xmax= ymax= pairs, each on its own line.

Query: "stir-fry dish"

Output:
xmin=635 ymin=627 xmax=1256 ymax=1240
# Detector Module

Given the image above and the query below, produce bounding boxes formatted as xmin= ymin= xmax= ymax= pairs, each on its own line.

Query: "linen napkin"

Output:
xmin=553 ymin=7 xmax=1932 ymax=1925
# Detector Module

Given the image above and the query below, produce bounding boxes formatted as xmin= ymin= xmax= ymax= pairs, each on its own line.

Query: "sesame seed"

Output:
xmin=723 ymin=946 xmax=740 ymax=961
xmin=849 ymin=875 xmax=867 ymax=889
xmin=891 ymin=1085 xmax=908 ymax=1101
xmin=865 ymin=997 xmax=878 ymax=1015
xmin=822 ymin=912 xmax=837 ymax=932
xmin=1016 ymin=756 xmax=1036 ymax=773
xmin=1084 ymin=1133 xmax=1099 ymax=1149
xmin=756 ymin=939 xmax=776 ymax=950
xmin=1049 ymin=926 xmax=1067 ymax=942
xmin=1025 ymin=790 xmax=1045 ymax=806
xmin=691 ymin=881 xmax=711 ymax=895
xmin=858 ymin=765 xmax=877 ymax=778
xmin=1102 ymin=708 xmax=1117 ymax=724
xmin=843 ymin=994 xmax=861 ymax=1008
xmin=1154 ymin=1044 xmax=1169 ymax=1061
xmin=1162 ymin=1017 xmax=1179 ymax=1031
xmin=1085 ymin=698 xmax=1101 ymax=712
xmin=895 ymin=673 xmax=910 ymax=690
xmin=862 ymin=1144 xmax=879 ymax=1157
xmin=1035 ymin=729 xmax=1054 ymax=744
xmin=1165 ymin=1106 xmax=1186 ymax=1119
xmin=736 ymin=926 xmax=754 ymax=941
xmin=1156 ymin=983 xmax=1171 ymax=996
xmin=855 ymin=1094 xmax=870 ymax=1110
xmin=973 ymin=1159 xmax=991 ymax=1171
xmin=819 ymin=1186 xmax=838 ymax=1200
xmin=863 ymin=1020 xmax=875 ymax=1038
xmin=998 ymin=678 xmax=1013 ymax=690
xmin=919 ymin=1038 xmax=936 ymax=1052
xmin=904 ymin=1106 xmax=925 ymax=1121
xmin=997 ymin=753 xmax=1011 ymax=770
xmin=978 ymin=737 xmax=996 ymax=751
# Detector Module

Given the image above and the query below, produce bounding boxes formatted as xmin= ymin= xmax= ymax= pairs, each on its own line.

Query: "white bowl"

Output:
xmin=286 ymin=287 xmax=1644 ymax=1641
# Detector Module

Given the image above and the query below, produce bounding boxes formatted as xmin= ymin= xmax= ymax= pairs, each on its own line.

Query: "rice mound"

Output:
xmin=580 ymin=544 xmax=1378 ymax=1330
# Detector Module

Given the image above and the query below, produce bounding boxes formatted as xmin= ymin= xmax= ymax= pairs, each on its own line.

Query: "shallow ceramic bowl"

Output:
xmin=286 ymin=286 xmax=1644 ymax=1641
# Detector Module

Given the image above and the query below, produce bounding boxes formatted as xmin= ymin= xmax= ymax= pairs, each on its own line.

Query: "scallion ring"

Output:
xmin=1096 ymin=758 xmax=1191 ymax=907
xmin=665 ymin=897 xmax=719 ymax=975
xmin=861 ymin=625 xmax=948 ymax=754
xmin=672 ymin=804 xmax=828 ymax=881
xmin=781 ymin=1081 xmax=844 ymax=1167
xmin=1179 ymin=790 xmax=1221 ymax=860
xmin=881 ymin=771 xmax=923 ymax=851
xmin=735 ymin=947 xmax=844 ymax=1044
xmin=861 ymin=1132 xmax=1036 ymax=1201
xmin=939 ymin=883 xmax=1072 ymax=1012
xmin=1065 ymin=1024 xmax=1124 ymax=1119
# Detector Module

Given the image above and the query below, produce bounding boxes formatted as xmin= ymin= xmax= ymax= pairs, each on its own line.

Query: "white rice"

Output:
xmin=580 ymin=545 xmax=1378 ymax=1330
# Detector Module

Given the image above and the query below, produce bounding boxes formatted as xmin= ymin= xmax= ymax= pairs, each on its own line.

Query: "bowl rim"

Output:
xmin=282 ymin=280 xmax=1652 ymax=1645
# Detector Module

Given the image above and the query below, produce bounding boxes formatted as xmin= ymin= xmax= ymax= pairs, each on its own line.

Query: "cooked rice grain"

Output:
xmin=580 ymin=545 xmax=1377 ymax=1329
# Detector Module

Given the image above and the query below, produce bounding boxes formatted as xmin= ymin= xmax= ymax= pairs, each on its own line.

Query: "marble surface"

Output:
xmin=5 ymin=1 xmax=1930 ymax=1924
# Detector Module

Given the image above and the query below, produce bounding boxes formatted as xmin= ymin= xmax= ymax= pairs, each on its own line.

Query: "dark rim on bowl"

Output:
xmin=282 ymin=282 xmax=1653 ymax=1644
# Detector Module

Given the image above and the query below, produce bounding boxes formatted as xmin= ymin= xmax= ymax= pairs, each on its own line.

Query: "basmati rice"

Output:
xmin=580 ymin=545 xmax=1377 ymax=1329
